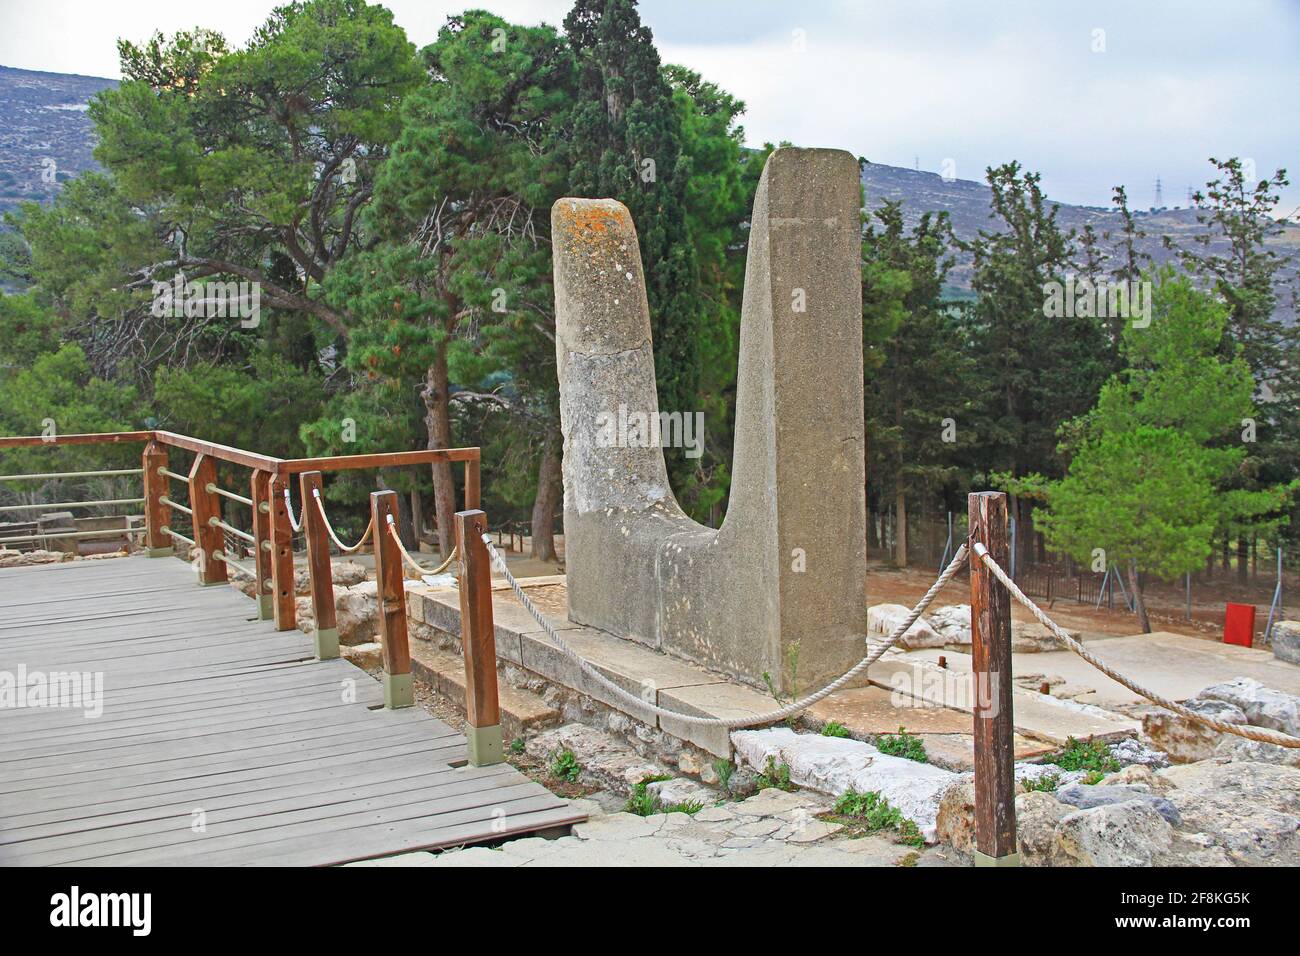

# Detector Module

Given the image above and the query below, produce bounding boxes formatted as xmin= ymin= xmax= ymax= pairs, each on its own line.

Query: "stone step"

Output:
xmin=406 ymin=641 xmax=560 ymax=742
xmin=408 ymin=581 xmax=781 ymax=757
xmin=864 ymin=656 xmax=1139 ymax=747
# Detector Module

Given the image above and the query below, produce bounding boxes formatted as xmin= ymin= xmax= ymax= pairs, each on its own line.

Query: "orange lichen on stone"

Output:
xmin=554 ymin=199 xmax=632 ymax=255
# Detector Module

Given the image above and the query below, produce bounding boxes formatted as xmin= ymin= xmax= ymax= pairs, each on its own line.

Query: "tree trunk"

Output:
xmin=1237 ymin=535 xmax=1249 ymax=586
xmin=421 ymin=345 xmax=456 ymax=560
xmin=530 ymin=420 xmax=562 ymax=563
xmin=1128 ymin=559 xmax=1151 ymax=633
xmin=893 ymin=484 xmax=908 ymax=567
xmin=410 ymin=490 xmax=424 ymax=540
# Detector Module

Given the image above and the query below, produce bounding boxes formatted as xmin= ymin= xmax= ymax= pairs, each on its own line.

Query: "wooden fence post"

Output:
xmin=250 ymin=469 xmax=274 ymax=620
xmin=142 ymin=440 xmax=172 ymax=556
xmin=969 ymin=491 xmax=1018 ymax=866
xmin=268 ymin=473 xmax=297 ymax=631
xmin=188 ymin=454 xmax=227 ymax=586
xmin=371 ymin=490 xmax=413 ymax=708
xmin=300 ymin=470 xmax=338 ymax=660
xmin=464 ymin=457 xmax=481 ymax=511
xmin=455 ymin=509 xmax=503 ymax=766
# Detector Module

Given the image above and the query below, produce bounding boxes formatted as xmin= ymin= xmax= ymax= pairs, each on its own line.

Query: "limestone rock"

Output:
xmin=1054 ymin=801 xmax=1234 ymax=868
xmin=1054 ymin=782 xmax=1181 ymax=826
xmin=646 ymin=778 xmax=716 ymax=808
xmin=935 ymin=779 xmax=976 ymax=852
xmin=730 ymin=727 xmax=957 ymax=842
xmin=526 ymin=723 xmax=669 ymax=795
xmin=335 ymin=582 xmax=379 ymax=645
xmin=1108 ymin=738 xmax=1170 ymax=769
xmin=1212 ymin=735 xmax=1300 ymax=768
xmin=341 ymin=642 xmax=384 ymax=670
xmin=1142 ymin=699 xmax=1247 ymax=763
xmin=1054 ymin=801 xmax=1176 ymax=867
xmin=1198 ymin=677 xmax=1300 ymax=737
xmin=725 ymin=768 xmax=759 ymax=799
xmin=1157 ymin=760 xmax=1300 ymax=865
xmin=0 ymin=548 xmax=69 ymax=567
xmin=929 ymin=604 xmax=971 ymax=644
xmin=1100 ymin=764 xmax=1172 ymax=792
xmin=1010 ymin=621 xmax=1075 ymax=653
xmin=867 ymin=603 xmax=944 ymax=650
xmin=333 ymin=560 xmax=368 ymax=587
xmin=1016 ymin=791 xmax=1071 ymax=866
xmin=1272 ymin=620 xmax=1300 ymax=665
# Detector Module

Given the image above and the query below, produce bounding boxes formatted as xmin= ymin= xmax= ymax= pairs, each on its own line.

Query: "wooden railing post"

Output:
xmin=188 ymin=454 xmax=227 ymax=586
xmin=969 ymin=491 xmax=1018 ymax=866
xmin=371 ymin=490 xmax=412 ymax=708
xmin=300 ymin=471 xmax=338 ymax=660
xmin=464 ymin=457 xmax=481 ymax=511
xmin=142 ymin=440 xmax=172 ymax=556
xmin=455 ymin=509 xmax=502 ymax=766
xmin=250 ymin=469 xmax=274 ymax=620
xmin=268 ymin=473 xmax=297 ymax=631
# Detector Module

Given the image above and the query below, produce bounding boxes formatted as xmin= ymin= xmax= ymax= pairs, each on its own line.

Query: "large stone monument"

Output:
xmin=552 ymin=147 xmax=866 ymax=692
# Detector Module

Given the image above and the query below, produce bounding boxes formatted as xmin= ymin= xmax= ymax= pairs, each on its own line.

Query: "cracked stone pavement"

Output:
xmin=350 ymin=787 xmax=964 ymax=867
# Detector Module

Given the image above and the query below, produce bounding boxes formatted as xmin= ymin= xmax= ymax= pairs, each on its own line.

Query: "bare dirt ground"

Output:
xmin=866 ymin=558 xmax=1292 ymax=644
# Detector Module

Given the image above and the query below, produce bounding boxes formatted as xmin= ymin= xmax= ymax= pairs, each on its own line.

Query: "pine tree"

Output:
xmin=1172 ymin=158 xmax=1299 ymax=574
xmin=959 ymin=162 xmax=1110 ymax=566
xmin=563 ymin=0 xmax=701 ymax=491
xmin=862 ymin=199 xmax=974 ymax=565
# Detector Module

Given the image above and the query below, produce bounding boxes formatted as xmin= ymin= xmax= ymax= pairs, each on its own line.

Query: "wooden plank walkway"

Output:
xmin=0 ymin=555 xmax=583 ymax=866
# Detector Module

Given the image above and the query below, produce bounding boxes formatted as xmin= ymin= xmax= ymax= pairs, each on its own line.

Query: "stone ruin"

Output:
xmin=551 ymin=147 xmax=867 ymax=693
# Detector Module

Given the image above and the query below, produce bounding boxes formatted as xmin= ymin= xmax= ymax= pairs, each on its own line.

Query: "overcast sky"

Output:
xmin=1 ymin=0 xmax=1296 ymax=212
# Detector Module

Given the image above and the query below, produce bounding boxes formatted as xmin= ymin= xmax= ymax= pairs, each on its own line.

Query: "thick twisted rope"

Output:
xmin=482 ymin=534 xmax=969 ymax=729
xmin=972 ymin=542 xmax=1300 ymax=749
xmin=282 ymin=486 xmax=302 ymax=532
xmin=310 ymin=489 xmax=374 ymax=553
xmin=384 ymin=516 xmax=457 ymax=577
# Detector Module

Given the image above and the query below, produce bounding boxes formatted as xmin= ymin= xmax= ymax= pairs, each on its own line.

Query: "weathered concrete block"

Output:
xmin=552 ymin=147 xmax=866 ymax=692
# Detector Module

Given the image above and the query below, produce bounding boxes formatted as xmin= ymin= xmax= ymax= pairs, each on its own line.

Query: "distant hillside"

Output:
xmin=1 ymin=65 xmax=1295 ymax=322
xmin=861 ymin=162 xmax=1300 ymax=324
xmin=0 ymin=65 xmax=116 ymax=215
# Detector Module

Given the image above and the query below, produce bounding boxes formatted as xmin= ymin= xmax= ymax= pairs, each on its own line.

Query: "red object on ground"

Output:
xmin=1223 ymin=603 xmax=1256 ymax=647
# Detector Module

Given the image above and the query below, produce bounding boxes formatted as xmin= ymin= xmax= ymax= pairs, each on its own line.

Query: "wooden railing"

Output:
xmin=0 ymin=430 xmax=502 ymax=764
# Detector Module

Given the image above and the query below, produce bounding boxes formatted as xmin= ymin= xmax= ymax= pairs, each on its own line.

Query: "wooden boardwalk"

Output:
xmin=0 ymin=555 xmax=583 ymax=866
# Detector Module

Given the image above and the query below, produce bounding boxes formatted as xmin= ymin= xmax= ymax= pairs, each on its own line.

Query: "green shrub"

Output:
xmin=876 ymin=727 xmax=927 ymax=763
xmin=829 ymin=788 xmax=925 ymax=848
xmin=1050 ymin=737 xmax=1120 ymax=775
xmin=549 ymin=747 xmax=581 ymax=783
xmin=757 ymin=756 xmax=795 ymax=792
xmin=821 ymin=721 xmax=850 ymax=738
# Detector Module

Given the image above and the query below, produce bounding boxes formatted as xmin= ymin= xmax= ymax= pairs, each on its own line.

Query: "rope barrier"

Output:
xmin=383 ymin=516 xmax=457 ymax=577
xmin=309 ymin=490 xmax=373 ymax=553
xmin=283 ymin=486 xmax=302 ymax=532
xmin=482 ymin=534 xmax=968 ymax=729
xmin=971 ymin=542 xmax=1300 ymax=749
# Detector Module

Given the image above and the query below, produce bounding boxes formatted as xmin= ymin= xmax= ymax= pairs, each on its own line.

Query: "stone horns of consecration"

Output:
xmin=550 ymin=147 xmax=868 ymax=694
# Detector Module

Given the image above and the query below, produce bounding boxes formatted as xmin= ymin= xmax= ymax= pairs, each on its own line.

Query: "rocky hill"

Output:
xmin=861 ymin=161 xmax=1300 ymax=322
xmin=0 ymin=65 xmax=116 ymax=215
xmin=0 ymin=65 xmax=1294 ymax=320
